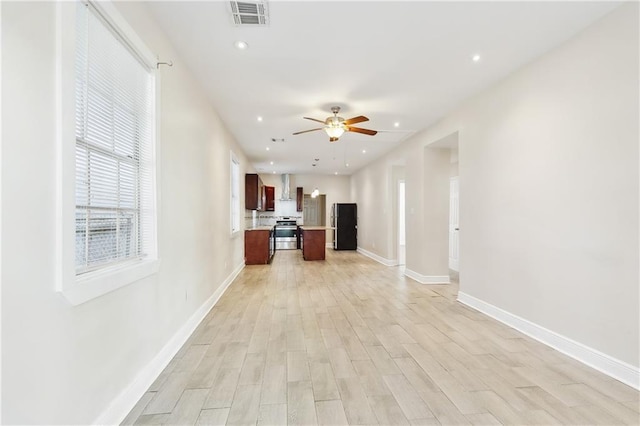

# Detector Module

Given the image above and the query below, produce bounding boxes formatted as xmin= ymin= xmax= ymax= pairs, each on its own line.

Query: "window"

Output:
xmin=56 ymin=1 xmax=158 ymax=305
xmin=75 ymin=1 xmax=155 ymax=273
xmin=231 ymin=152 xmax=240 ymax=234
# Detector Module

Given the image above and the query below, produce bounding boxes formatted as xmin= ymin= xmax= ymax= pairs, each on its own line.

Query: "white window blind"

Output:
xmin=75 ymin=2 xmax=155 ymax=274
xmin=231 ymin=154 xmax=240 ymax=233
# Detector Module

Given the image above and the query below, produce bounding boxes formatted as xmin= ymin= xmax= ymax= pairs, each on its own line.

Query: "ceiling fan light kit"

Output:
xmin=325 ymin=125 xmax=345 ymax=139
xmin=293 ymin=106 xmax=378 ymax=142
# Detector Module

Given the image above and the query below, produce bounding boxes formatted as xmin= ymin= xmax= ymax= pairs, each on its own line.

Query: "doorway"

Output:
xmin=398 ymin=180 xmax=406 ymax=266
xmin=303 ymin=194 xmax=326 ymax=226
xmin=449 ymin=176 xmax=459 ymax=271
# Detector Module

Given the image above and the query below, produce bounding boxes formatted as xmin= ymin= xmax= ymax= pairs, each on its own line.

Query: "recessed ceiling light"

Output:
xmin=394 ymin=122 xmax=400 ymax=127
xmin=270 ymin=161 xmax=273 ymax=165
xmin=257 ymin=116 xmax=263 ymax=122
xmin=335 ymin=172 xmax=338 ymax=175
xmin=272 ymin=171 xmax=276 ymax=174
xmin=472 ymin=54 xmax=481 ymax=62
xmin=235 ymin=41 xmax=249 ymax=50
xmin=266 ymin=147 xmax=270 ymax=151
xmin=346 ymin=163 xmax=349 ymax=167
xmin=362 ymin=149 xmax=366 ymax=154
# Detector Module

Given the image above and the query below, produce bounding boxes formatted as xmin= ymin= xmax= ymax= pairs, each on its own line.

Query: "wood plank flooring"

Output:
xmin=123 ymin=250 xmax=640 ymax=425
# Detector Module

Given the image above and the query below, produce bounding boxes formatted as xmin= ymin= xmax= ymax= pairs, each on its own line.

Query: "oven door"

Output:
xmin=275 ymin=226 xmax=297 ymax=250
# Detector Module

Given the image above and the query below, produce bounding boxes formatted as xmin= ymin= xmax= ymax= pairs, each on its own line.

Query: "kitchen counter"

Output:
xmin=244 ymin=227 xmax=275 ymax=264
xmin=300 ymin=227 xmax=327 ymax=260
xmin=246 ymin=226 xmax=274 ymax=231
xmin=298 ymin=226 xmax=334 ymax=231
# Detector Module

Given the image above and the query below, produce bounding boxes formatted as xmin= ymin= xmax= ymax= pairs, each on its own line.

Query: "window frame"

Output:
xmin=230 ymin=151 xmax=241 ymax=236
xmin=56 ymin=0 xmax=160 ymax=305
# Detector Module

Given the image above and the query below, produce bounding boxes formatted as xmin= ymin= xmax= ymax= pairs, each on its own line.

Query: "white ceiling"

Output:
xmin=145 ymin=1 xmax=618 ymax=175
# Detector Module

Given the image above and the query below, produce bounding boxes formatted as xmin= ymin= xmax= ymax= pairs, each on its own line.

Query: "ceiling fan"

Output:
xmin=293 ymin=106 xmax=378 ymax=142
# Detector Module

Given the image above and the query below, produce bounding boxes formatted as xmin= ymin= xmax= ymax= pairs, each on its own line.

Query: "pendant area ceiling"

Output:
xmin=145 ymin=1 xmax=619 ymax=175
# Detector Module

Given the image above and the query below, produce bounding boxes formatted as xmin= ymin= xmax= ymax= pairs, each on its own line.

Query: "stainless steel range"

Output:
xmin=275 ymin=219 xmax=298 ymax=250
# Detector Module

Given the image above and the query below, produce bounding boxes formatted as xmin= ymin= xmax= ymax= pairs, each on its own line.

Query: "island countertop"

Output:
xmin=299 ymin=226 xmax=335 ymax=231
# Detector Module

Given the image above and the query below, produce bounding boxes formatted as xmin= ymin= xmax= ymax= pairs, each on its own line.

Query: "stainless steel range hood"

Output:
xmin=280 ymin=174 xmax=293 ymax=200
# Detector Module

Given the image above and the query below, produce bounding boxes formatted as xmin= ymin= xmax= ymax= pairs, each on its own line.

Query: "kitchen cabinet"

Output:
xmin=301 ymin=227 xmax=326 ymax=260
xmin=296 ymin=187 xmax=303 ymax=212
xmin=245 ymin=227 xmax=275 ymax=265
xmin=245 ymin=174 xmax=263 ymax=210
xmin=263 ymin=185 xmax=275 ymax=211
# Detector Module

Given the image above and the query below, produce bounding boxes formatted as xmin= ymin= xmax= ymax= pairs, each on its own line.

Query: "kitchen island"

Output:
xmin=244 ymin=226 xmax=275 ymax=265
xmin=299 ymin=226 xmax=332 ymax=261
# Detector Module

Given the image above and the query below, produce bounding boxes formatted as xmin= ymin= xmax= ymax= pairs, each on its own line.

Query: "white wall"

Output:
xmin=1 ymin=2 xmax=251 ymax=423
xmin=351 ymin=160 xmax=394 ymax=259
xmin=352 ymin=3 xmax=639 ymax=373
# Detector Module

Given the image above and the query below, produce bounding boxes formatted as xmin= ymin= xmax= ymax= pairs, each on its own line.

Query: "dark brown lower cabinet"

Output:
xmin=245 ymin=228 xmax=275 ymax=265
xmin=301 ymin=229 xmax=325 ymax=260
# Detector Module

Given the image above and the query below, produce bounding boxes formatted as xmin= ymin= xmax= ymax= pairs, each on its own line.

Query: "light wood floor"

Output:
xmin=123 ymin=250 xmax=639 ymax=425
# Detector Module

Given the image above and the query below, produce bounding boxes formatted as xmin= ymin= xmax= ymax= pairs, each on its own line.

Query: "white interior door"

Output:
xmin=449 ymin=177 xmax=459 ymax=271
xmin=303 ymin=195 xmax=320 ymax=225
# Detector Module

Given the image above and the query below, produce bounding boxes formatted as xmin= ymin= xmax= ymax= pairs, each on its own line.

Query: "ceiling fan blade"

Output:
xmin=303 ymin=117 xmax=327 ymax=124
xmin=292 ymin=128 xmax=324 ymax=135
xmin=347 ymin=126 xmax=377 ymax=136
xmin=329 ymin=137 xmax=339 ymax=143
xmin=343 ymin=115 xmax=369 ymax=125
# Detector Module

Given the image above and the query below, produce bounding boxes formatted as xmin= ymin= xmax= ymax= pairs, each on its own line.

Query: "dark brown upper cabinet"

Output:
xmin=263 ymin=185 xmax=275 ymax=211
xmin=296 ymin=187 xmax=303 ymax=212
xmin=245 ymin=173 xmax=263 ymax=210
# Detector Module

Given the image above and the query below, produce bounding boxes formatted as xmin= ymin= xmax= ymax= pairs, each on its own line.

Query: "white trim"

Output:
xmin=457 ymin=291 xmax=640 ymax=390
xmin=449 ymin=259 xmax=459 ymax=272
xmin=93 ymin=261 xmax=245 ymax=425
xmin=0 ymin=2 xmax=3 ymax=421
xmin=55 ymin=1 xmax=77 ymax=294
xmin=325 ymin=242 xmax=333 ymax=248
xmin=61 ymin=259 xmax=160 ymax=305
xmin=230 ymin=151 xmax=240 ymax=236
xmin=404 ymin=268 xmax=450 ymax=284
xmin=56 ymin=0 xmax=161 ymax=305
xmin=357 ymin=247 xmax=398 ymax=266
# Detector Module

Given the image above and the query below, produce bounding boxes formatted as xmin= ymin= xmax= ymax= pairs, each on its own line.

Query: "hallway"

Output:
xmin=123 ymin=251 xmax=639 ymax=425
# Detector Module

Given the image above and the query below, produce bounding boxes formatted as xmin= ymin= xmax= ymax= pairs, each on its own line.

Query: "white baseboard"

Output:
xmin=357 ymin=247 xmax=398 ymax=266
xmin=94 ymin=261 xmax=245 ymax=425
xmin=404 ymin=268 xmax=450 ymax=284
xmin=457 ymin=291 xmax=640 ymax=390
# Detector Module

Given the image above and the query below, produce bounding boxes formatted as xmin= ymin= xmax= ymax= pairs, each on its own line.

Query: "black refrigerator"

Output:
xmin=331 ymin=203 xmax=357 ymax=250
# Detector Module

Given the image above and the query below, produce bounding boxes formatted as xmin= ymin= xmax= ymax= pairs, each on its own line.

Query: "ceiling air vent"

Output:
xmin=230 ymin=1 xmax=269 ymax=26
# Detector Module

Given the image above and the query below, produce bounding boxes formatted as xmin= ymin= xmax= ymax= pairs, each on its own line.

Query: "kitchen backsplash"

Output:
xmin=244 ymin=199 xmax=303 ymax=228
